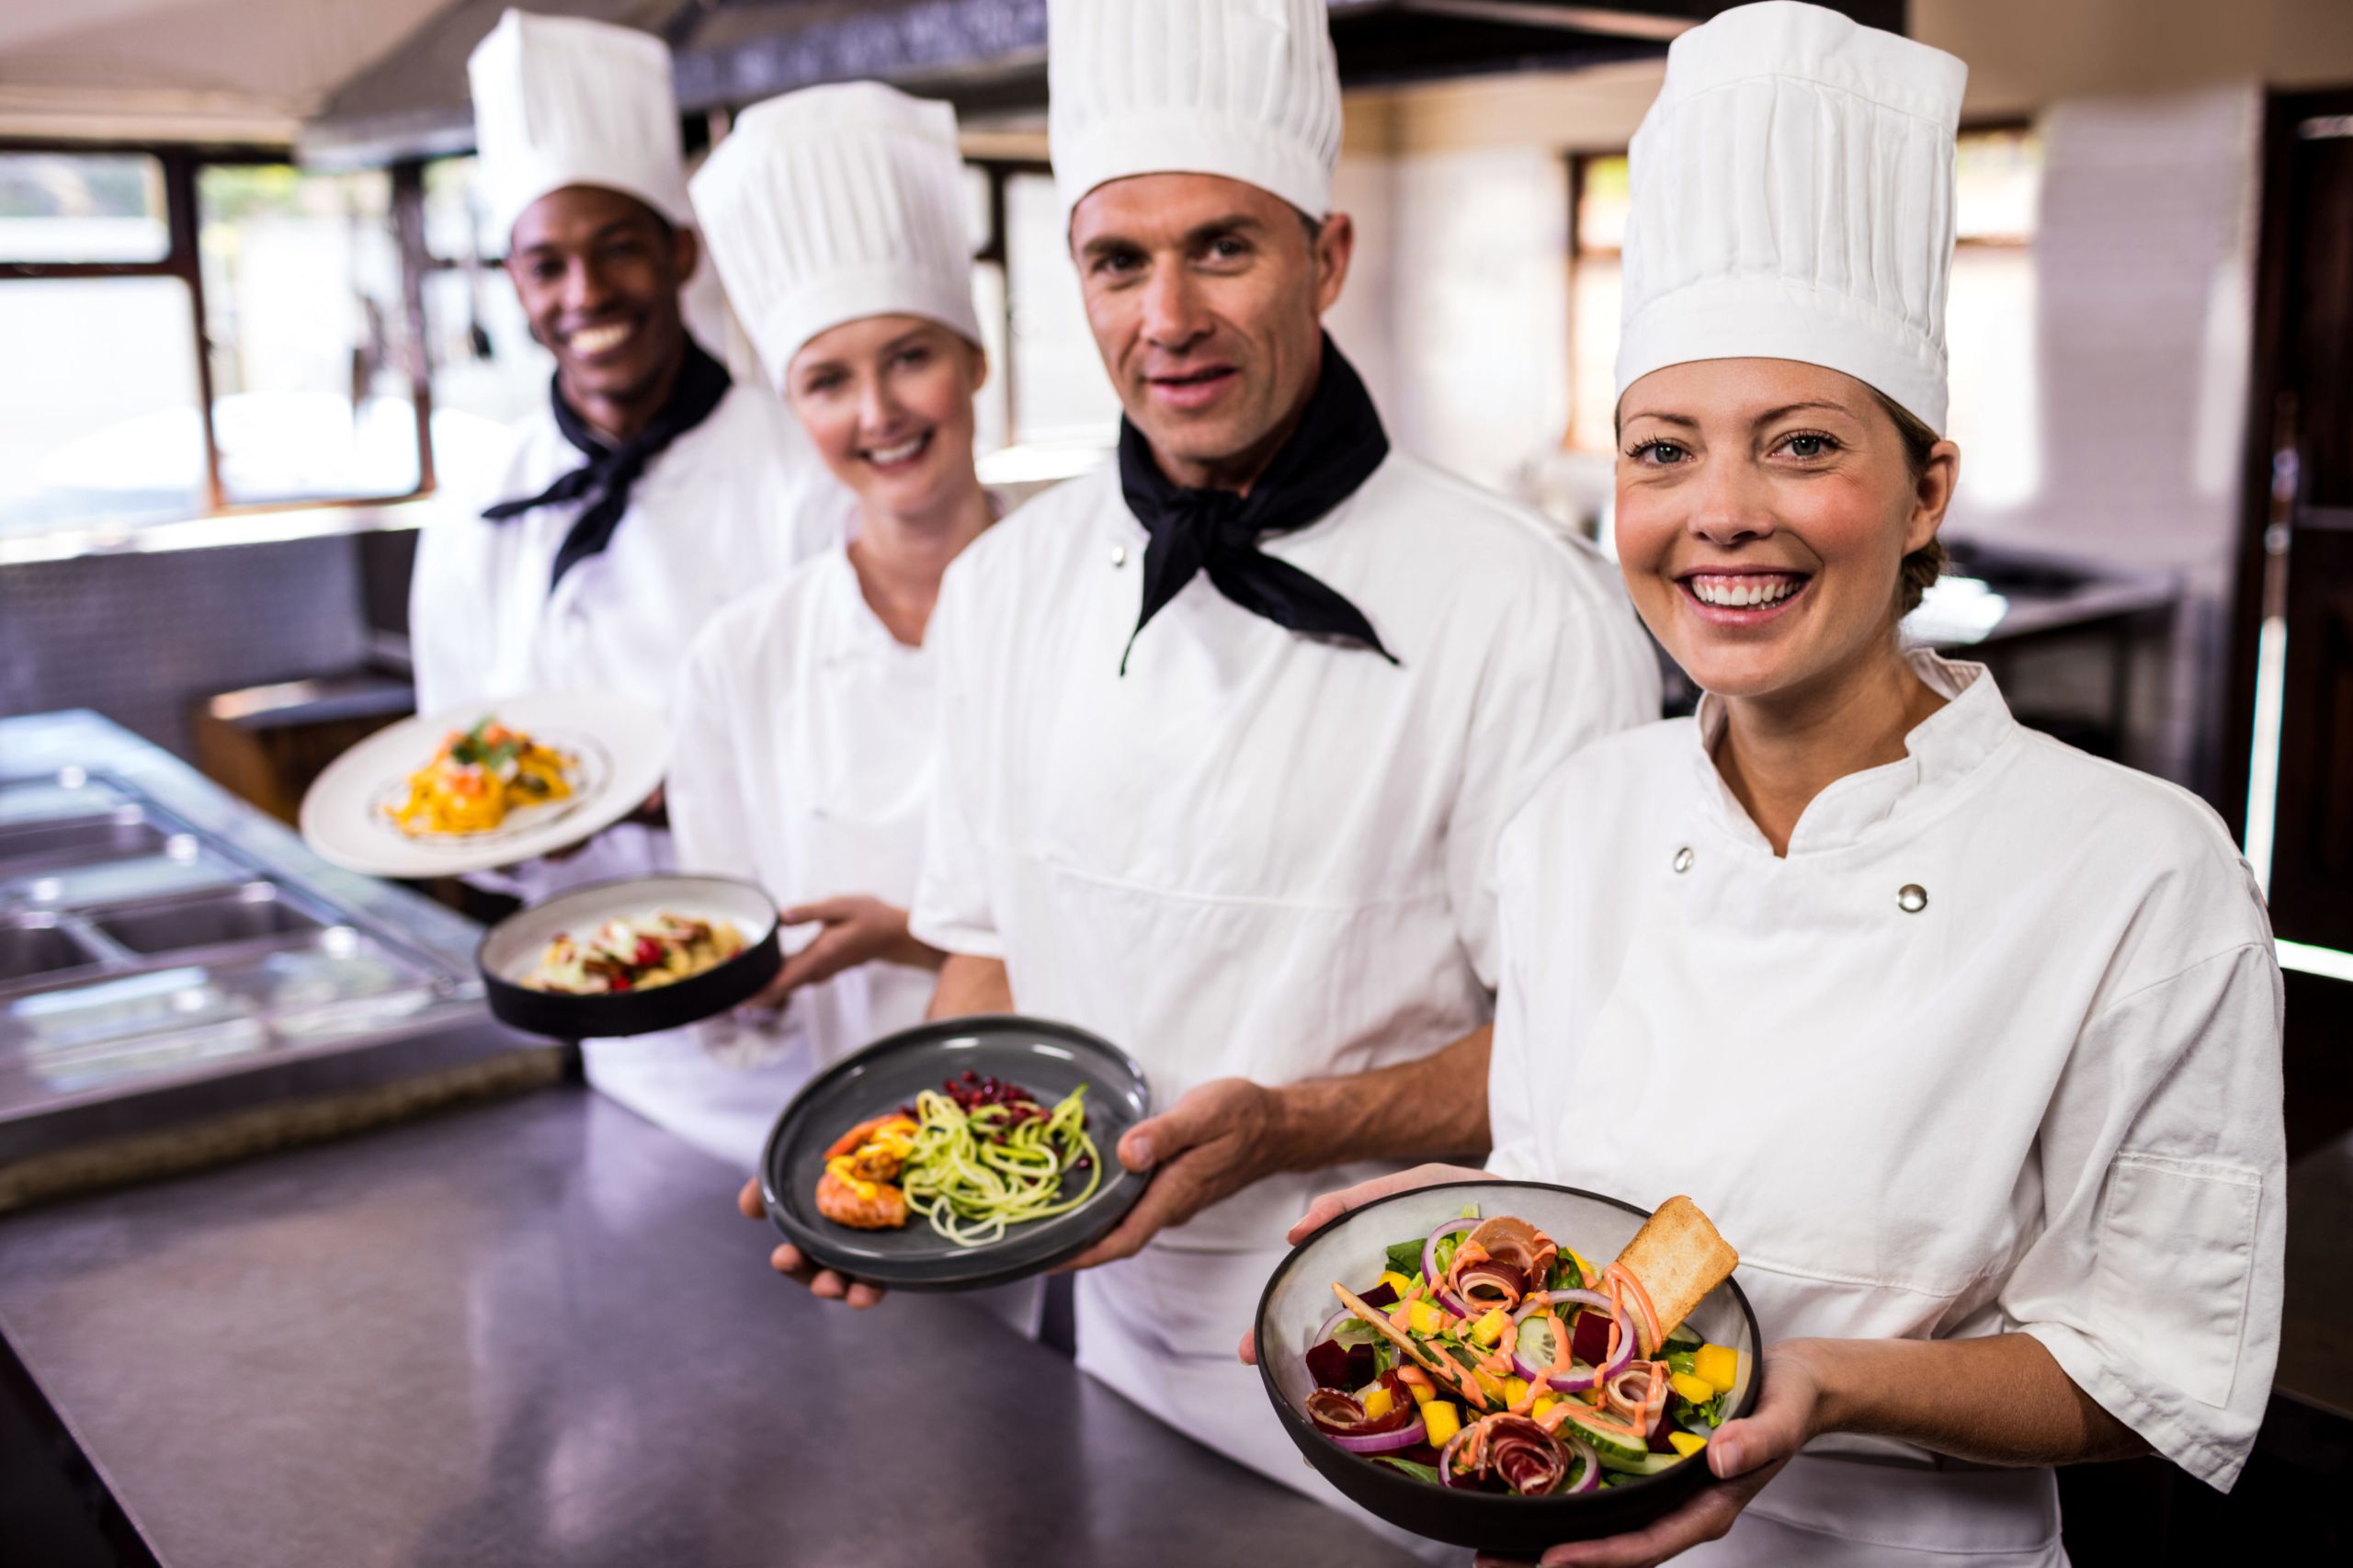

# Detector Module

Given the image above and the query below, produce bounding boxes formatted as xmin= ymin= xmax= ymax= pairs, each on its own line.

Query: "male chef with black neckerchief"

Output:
xmin=410 ymin=10 xmax=837 ymax=1148
xmin=742 ymin=0 xmax=1662 ymax=1524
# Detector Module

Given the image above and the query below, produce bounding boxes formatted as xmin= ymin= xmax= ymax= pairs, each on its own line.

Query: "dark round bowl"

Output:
xmin=1255 ymin=1179 xmax=1762 ymax=1554
xmin=477 ymin=874 xmax=782 ymax=1039
xmin=761 ymin=1014 xmax=1151 ymax=1291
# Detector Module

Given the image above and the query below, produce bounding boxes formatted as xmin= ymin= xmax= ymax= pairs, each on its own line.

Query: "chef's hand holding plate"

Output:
xmin=1051 ymin=1076 xmax=1288 ymax=1272
xmin=1244 ymin=1164 xmax=1819 ymax=1568
xmin=735 ymin=1176 xmax=891 ymax=1309
xmin=743 ymin=896 xmax=932 ymax=1013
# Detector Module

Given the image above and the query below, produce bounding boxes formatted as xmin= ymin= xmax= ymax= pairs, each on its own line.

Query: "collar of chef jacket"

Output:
xmin=1687 ymin=651 xmax=2020 ymax=856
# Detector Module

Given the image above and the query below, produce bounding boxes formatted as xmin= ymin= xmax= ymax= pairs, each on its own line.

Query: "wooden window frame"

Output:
xmin=0 ymin=137 xmax=438 ymax=522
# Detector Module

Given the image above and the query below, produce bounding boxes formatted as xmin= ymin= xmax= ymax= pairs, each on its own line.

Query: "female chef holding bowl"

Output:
xmin=625 ymin=84 xmax=1002 ymax=1184
xmin=1257 ymin=5 xmax=2285 ymax=1563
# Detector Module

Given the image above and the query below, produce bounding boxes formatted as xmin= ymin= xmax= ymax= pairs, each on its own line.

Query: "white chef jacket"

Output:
xmin=636 ymin=523 xmax=1044 ymax=1339
xmin=909 ymin=454 xmax=1661 ymax=1506
xmin=407 ymin=382 xmax=842 ymax=902
xmin=605 ymin=526 xmax=935 ymax=1172
xmin=1486 ymin=651 xmax=2285 ymax=1566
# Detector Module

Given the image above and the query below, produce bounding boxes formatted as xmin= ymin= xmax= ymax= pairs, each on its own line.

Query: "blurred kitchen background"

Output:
xmin=2 ymin=4 xmax=2350 ymax=1561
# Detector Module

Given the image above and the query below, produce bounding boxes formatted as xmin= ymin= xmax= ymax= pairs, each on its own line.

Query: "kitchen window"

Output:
xmin=0 ymin=142 xmax=440 ymax=551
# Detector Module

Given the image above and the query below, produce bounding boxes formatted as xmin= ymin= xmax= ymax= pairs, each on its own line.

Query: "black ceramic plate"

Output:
xmin=761 ymin=1015 xmax=1151 ymax=1291
xmin=477 ymin=874 xmax=781 ymax=1039
xmin=1255 ymin=1179 xmax=1763 ymax=1554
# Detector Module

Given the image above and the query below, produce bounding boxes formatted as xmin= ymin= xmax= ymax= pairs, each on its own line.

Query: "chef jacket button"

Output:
xmin=1671 ymin=846 xmax=1694 ymax=874
xmin=1897 ymin=883 xmax=1928 ymax=914
xmin=1110 ymin=545 xmax=1129 ymax=567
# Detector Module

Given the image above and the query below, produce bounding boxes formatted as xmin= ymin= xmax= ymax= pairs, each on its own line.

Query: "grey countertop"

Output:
xmin=0 ymin=1085 xmax=1417 ymax=1568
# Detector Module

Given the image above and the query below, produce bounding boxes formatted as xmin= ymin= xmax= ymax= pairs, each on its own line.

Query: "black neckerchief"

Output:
xmin=1117 ymin=335 xmax=1396 ymax=676
xmin=482 ymin=335 xmax=733 ymax=592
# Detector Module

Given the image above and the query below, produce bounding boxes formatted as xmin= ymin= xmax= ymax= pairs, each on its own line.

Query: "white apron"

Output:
xmin=1486 ymin=653 xmax=2285 ymax=1563
xmin=406 ymin=380 xmax=843 ymax=903
xmin=910 ymin=455 xmax=1661 ymax=1522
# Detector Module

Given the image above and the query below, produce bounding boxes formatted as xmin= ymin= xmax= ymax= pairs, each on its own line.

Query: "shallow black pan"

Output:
xmin=1256 ymin=1178 xmax=1763 ymax=1554
xmin=761 ymin=1014 xmax=1152 ymax=1291
xmin=477 ymin=874 xmax=782 ymax=1039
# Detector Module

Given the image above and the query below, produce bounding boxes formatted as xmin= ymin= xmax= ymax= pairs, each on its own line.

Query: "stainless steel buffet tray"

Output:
xmin=0 ymin=714 xmax=550 ymax=1194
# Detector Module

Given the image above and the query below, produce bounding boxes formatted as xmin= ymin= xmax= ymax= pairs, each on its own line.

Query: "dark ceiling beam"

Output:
xmin=303 ymin=0 xmax=1913 ymax=166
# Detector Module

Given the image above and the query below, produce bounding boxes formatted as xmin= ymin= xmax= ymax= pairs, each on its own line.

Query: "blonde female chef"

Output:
xmin=1269 ymin=6 xmax=2286 ymax=1564
xmin=587 ymin=83 xmax=998 ymax=1181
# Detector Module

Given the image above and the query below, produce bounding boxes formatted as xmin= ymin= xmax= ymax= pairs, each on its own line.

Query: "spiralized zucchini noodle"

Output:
xmin=900 ymin=1084 xmax=1100 ymax=1246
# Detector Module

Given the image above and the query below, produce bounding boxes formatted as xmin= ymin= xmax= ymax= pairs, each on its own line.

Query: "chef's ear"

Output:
xmin=670 ymin=222 xmax=702 ymax=288
xmin=963 ymin=337 xmax=992 ymax=395
xmin=1905 ymin=439 xmax=1960 ymax=556
xmin=1309 ymin=210 xmax=1354 ymax=319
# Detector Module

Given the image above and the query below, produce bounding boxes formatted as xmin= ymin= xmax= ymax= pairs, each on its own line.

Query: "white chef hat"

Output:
xmin=1614 ymin=1 xmax=1968 ymax=433
xmin=689 ymin=82 xmax=983 ymax=389
xmin=466 ymin=9 xmax=694 ymax=246
xmin=1048 ymin=0 xmax=1342 ymax=225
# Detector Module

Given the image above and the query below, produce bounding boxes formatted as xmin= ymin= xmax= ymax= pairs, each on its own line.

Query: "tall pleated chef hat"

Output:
xmin=1615 ymin=1 xmax=1968 ymax=433
xmin=467 ymin=9 xmax=694 ymax=244
xmin=1048 ymin=0 xmax=1343 ymax=224
xmin=689 ymin=82 xmax=983 ymax=388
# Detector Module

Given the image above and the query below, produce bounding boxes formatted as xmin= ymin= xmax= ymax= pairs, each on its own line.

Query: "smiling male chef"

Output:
xmin=410 ymin=9 xmax=835 ymax=903
xmin=757 ymin=0 xmax=1662 ymax=1513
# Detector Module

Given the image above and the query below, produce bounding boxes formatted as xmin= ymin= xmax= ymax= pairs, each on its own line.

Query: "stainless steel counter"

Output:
xmin=0 ymin=1085 xmax=1415 ymax=1568
xmin=0 ymin=710 xmax=544 ymax=1195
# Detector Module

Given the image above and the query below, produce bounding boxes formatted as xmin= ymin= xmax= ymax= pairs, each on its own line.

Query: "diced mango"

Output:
xmin=1567 ymin=1248 xmax=1597 ymax=1283
xmin=1421 ymin=1401 xmax=1461 ymax=1446
xmin=1669 ymin=1371 xmax=1716 ymax=1407
xmin=1471 ymin=1307 xmax=1509 ymax=1346
xmin=1692 ymin=1344 xmax=1738 ymax=1394
xmin=1531 ymin=1393 xmax=1558 ymax=1420
xmin=1377 ymin=1270 xmax=1416 ymax=1299
xmin=1405 ymin=1377 xmax=1437 ymax=1405
xmin=1667 ymin=1430 xmax=1710 ymax=1459
xmin=1474 ymin=1367 xmax=1507 ymax=1400
xmin=1363 ymin=1385 xmax=1395 ymax=1421
xmin=1407 ymin=1300 xmax=1446 ymax=1335
xmin=1505 ymin=1376 xmax=1532 ymax=1407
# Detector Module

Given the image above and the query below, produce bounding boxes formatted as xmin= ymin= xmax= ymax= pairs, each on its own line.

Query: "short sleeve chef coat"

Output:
xmin=595 ymin=527 xmax=938 ymax=1173
xmin=1487 ymin=651 xmax=2284 ymax=1565
xmin=909 ymin=453 xmax=1661 ymax=1495
xmin=407 ymin=385 xmax=843 ymax=902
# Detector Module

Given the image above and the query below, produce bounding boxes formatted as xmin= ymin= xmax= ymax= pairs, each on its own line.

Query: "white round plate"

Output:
xmin=301 ymin=691 xmax=671 ymax=878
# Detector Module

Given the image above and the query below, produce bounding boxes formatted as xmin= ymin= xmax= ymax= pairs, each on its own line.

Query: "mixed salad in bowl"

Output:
xmin=1299 ymin=1199 xmax=1743 ymax=1496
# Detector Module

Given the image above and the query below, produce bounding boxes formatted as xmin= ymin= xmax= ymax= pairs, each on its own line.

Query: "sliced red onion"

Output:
xmin=1564 ymin=1433 xmax=1601 ymax=1494
xmin=1438 ymin=1424 xmax=1473 ymax=1488
xmin=1314 ymin=1305 xmax=1353 ymax=1346
xmin=1420 ymin=1218 xmax=1475 ymax=1318
xmin=1597 ymin=1301 xmax=1637 ymax=1384
xmin=1537 ymin=1288 xmax=1616 ymax=1315
xmin=1326 ymin=1410 xmax=1428 ymax=1454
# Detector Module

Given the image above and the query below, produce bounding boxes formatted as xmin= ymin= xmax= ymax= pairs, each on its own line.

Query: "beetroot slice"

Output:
xmin=1569 ymin=1308 xmax=1613 ymax=1367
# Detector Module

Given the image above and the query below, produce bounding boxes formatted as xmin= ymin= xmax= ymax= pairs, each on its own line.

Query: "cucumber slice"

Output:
xmin=1517 ymin=1314 xmax=1561 ymax=1369
xmin=1553 ymin=1404 xmax=1653 ymax=1466
xmin=1596 ymin=1448 xmax=1689 ymax=1478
